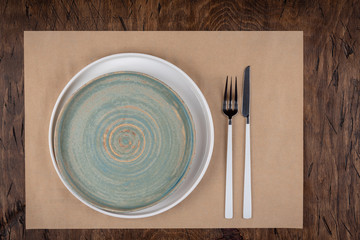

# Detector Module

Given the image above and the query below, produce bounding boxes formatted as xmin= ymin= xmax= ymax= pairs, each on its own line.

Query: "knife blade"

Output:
xmin=242 ymin=66 xmax=250 ymax=123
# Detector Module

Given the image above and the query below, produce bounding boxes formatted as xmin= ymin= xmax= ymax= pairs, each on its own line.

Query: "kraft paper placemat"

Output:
xmin=25 ymin=31 xmax=303 ymax=229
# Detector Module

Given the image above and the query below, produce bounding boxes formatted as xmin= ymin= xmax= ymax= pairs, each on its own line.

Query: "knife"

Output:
xmin=242 ymin=66 xmax=252 ymax=219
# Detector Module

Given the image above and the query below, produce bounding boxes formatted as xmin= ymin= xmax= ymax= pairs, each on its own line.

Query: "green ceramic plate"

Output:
xmin=54 ymin=72 xmax=195 ymax=212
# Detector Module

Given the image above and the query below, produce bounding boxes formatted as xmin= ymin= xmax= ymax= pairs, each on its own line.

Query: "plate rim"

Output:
xmin=48 ymin=53 xmax=214 ymax=218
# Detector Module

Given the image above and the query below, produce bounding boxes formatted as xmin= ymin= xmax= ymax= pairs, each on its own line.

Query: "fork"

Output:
xmin=222 ymin=76 xmax=238 ymax=219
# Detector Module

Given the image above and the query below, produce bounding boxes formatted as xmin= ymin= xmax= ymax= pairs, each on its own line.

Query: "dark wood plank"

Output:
xmin=0 ymin=0 xmax=26 ymax=239
xmin=0 ymin=0 xmax=359 ymax=239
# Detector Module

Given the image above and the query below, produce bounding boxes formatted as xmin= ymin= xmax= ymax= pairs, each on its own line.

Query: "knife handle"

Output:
xmin=225 ymin=123 xmax=233 ymax=219
xmin=243 ymin=123 xmax=252 ymax=219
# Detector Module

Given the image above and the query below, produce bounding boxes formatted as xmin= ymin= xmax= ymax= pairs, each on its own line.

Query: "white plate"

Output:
xmin=49 ymin=53 xmax=214 ymax=218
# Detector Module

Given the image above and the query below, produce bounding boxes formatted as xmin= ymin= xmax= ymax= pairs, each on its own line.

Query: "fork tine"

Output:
xmin=223 ymin=76 xmax=228 ymax=110
xmin=229 ymin=77 xmax=232 ymax=110
xmin=235 ymin=76 xmax=238 ymax=110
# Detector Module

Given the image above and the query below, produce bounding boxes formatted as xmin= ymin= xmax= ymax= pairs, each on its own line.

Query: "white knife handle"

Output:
xmin=243 ymin=123 xmax=252 ymax=219
xmin=225 ymin=123 xmax=233 ymax=219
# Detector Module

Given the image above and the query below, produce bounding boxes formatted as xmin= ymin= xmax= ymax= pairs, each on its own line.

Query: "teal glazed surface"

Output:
xmin=54 ymin=72 xmax=195 ymax=212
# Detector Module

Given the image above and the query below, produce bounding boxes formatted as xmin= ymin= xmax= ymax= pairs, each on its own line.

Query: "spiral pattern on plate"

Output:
xmin=54 ymin=72 xmax=195 ymax=212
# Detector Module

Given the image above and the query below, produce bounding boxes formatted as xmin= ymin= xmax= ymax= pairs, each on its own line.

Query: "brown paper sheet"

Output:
xmin=25 ymin=31 xmax=303 ymax=229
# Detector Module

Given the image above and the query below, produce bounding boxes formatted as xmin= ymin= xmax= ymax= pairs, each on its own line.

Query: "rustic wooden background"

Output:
xmin=0 ymin=0 xmax=359 ymax=239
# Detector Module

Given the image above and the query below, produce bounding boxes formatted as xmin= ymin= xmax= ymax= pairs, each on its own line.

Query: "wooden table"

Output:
xmin=0 ymin=0 xmax=359 ymax=239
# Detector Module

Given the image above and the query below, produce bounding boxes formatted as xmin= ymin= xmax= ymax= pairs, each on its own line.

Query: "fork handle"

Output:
xmin=243 ymin=123 xmax=252 ymax=219
xmin=225 ymin=123 xmax=233 ymax=219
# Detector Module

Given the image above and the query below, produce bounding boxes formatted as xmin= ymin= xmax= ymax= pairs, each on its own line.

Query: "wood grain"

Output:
xmin=0 ymin=0 xmax=359 ymax=239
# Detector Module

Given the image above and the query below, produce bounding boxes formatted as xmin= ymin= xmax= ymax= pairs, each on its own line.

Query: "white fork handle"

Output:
xmin=243 ymin=123 xmax=252 ymax=219
xmin=225 ymin=123 xmax=233 ymax=219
